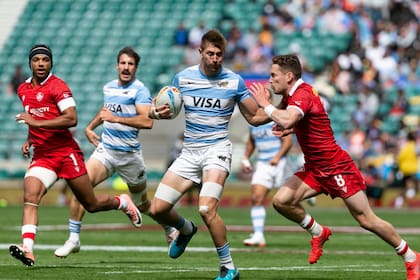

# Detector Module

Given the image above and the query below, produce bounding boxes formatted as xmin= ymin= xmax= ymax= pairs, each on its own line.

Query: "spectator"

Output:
xmin=188 ymin=20 xmax=208 ymax=48
xmin=362 ymin=163 xmax=386 ymax=207
xmin=395 ymin=131 xmax=419 ymax=208
xmin=225 ymin=22 xmax=245 ymax=60
xmin=260 ymin=0 xmax=280 ymax=28
xmin=8 ymin=64 xmax=26 ymax=95
xmin=376 ymin=47 xmax=399 ymax=83
xmin=258 ymin=22 xmax=274 ymax=52
xmin=389 ymin=88 xmax=409 ymax=117
xmin=174 ymin=21 xmax=189 ymax=47
xmin=358 ymin=85 xmax=379 ymax=124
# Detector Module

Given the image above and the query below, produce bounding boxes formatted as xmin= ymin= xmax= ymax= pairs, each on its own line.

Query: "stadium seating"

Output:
xmin=274 ymin=30 xmax=353 ymax=72
xmin=0 ymin=0 xmax=403 ymax=166
xmin=0 ymin=0 xmax=223 ymax=160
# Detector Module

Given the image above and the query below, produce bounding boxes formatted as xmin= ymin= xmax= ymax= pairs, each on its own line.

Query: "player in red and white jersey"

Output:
xmin=249 ymin=54 xmax=420 ymax=280
xmin=9 ymin=44 xmax=142 ymax=267
xmin=16 ymin=73 xmax=79 ymax=156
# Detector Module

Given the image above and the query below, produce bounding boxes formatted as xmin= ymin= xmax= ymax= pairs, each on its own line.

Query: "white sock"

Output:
xmin=117 ymin=195 xmax=128 ymax=210
xmin=21 ymin=224 xmax=37 ymax=252
xmin=68 ymin=219 xmax=82 ymax=242
xmin=217 ymin=243 xmax=235 ymax=270
xmin=299 ymin=214 xmax=322 ymax=237
xmin=69 ymin=232 xmax=80 ymax=243
xmin=251 ymin=206 xmax=266 ymax=237
xmin=23 ymin=238 xmax=34 ymax=252
xmin=396 ymin=240 xmax=416 ymax=262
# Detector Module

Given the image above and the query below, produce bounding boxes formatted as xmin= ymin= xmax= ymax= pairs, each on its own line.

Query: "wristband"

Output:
xmin=264 ymin=104 xmax=276 ymax=117
xmin=149 ymin=107 xmax=160 ymax=119
xmin=242 ymin=159 xmax=251 ymax=168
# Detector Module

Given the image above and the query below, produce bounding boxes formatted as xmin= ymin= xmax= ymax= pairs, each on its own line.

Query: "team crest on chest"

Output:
xmin=36 ymin=92 xmax=44 ymax=101
xmin=217 ymin=81 xmax=229 ymax=88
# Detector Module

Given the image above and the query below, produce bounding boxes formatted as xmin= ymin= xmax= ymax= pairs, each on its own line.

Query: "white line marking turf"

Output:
xmin=0 ymin=243 xmax=393 ymax=256
xmin=5 ymin=223 xmax=420 ymax=234
xmin=0 ymin=244 xmax=404 ymax=274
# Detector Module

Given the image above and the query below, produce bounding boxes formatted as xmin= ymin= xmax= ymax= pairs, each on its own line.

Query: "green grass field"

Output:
xmin=1 ymin=205 xmax=420 ymax=280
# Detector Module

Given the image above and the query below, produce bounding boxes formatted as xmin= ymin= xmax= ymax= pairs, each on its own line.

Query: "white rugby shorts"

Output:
xmin=169 ymin=140 xmax=232 ymax=184
xmin=89 ymin=143 xmax=146 ymax=186
xmin=251 ymin=158 xmax=290 ymax=189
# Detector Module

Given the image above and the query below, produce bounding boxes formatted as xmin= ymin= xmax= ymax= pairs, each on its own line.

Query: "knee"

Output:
xmin=23 ymin=193 xmax=41 ymax=204
xmin=272 ymin=193 xmax=292 ymax=212
xmin=148 ymin=202 xmax=168 ymax=220
xmin=198 ymin=205 xmax=216 ymax=223
xmin=148 ymin=207 xmax=158 ymax=219
xmin=23 ymin=188 xmax=45 ymax=204
xmin=147 ymin=203 xmax=158 ymax=218
xmin=251 ymin=193 xmax=264 ymax=206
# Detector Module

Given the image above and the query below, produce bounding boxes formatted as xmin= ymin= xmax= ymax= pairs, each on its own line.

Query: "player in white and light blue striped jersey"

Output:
xmin=149 ymin=30 xmax=270 ymax=280
xmin=241 ymin=120 xmax=293 ymax=248
xmin=173 ymin=64 xmax=249 ymax=149
xmin=101 ymin=78 xmax=151 ymax=151
xmin=55 ymin=47 xmax=176 ymax=259
xmin=250 ymin=121 xmax=285 ymax=162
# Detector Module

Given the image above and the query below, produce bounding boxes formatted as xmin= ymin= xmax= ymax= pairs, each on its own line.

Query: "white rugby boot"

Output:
xmin=54 ymin=240 xmax=81 ymax=258
xmin=243 ymin=233 xmax=266 ymax=248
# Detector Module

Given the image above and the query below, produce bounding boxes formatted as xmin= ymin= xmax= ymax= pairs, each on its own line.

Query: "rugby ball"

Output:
xmin=155 ymin=85 xmax=183 ymax=119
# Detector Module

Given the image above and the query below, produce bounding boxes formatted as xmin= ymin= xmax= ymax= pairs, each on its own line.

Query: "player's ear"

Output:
xmin=286 ymin=71 xmax=294 ymax=82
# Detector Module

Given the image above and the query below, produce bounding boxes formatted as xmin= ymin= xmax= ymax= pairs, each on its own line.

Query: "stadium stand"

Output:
xmin=0 ymin=0 xmax=418 ymax=197
xmin=0 ymin=0 xmax=211 ymax=164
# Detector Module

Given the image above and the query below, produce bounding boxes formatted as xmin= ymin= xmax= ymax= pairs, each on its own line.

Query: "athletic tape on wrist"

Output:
xmin=242 ymin=159 xmax=251 ymax=168
xmin=264 ymin=104 xmax=276 ymax=117
xmin=153 ymin=109 xmax=160 ymax=119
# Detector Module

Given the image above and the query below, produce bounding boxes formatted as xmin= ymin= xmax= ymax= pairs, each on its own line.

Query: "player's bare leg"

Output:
xmin=272 ymin=175 xmax=329 ymax=264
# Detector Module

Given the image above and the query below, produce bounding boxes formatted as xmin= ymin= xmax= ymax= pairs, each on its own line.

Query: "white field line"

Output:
xmin=0 ymin=262 xmax=402 ymax=274
xmin=5 ymin=223 xmax=420 ymax=234
xmin=0 ymin=243 xmax=393 ymax=256
xmin=0 ymin=244 xmax=404 ymax=274
xmin=99 ymin=264 xmax=402 ymax=274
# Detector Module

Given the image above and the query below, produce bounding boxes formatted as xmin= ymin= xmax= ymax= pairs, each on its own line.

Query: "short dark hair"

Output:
xmin=272 ymin=54 xmax=302 ymax=80
xmin=117 ymin=46 xmax=140 ymax=67
xmin=200 ymin=29 xmax=226 ymax=51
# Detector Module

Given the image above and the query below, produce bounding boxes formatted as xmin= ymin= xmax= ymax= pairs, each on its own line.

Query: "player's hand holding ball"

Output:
xmin=149 ymin=85 xmax=183 ymax=120
xmin=149 ymin=99 xmax=171 ymax=120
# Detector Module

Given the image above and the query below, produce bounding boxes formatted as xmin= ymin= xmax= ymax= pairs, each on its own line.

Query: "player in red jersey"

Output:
xmin=9 ymin=44 xmax=142 ymax=267
xmin=249 ymin=54 xmax=420 ymax=280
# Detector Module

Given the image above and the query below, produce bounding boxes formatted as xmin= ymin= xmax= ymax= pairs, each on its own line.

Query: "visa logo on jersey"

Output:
xmin=192 ymin=97 xmax=221 ymax=109
xmin=184 ymin=96 xmax=232 ymax=109
xmin=104 ymin=103 xmax=122 ymax=113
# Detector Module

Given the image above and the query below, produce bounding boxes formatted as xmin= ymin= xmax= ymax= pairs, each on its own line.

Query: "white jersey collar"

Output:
xmin=26 ymin=72 xmax=53 ymax=85
xmin=289 ymin=78 xmax=304 ymax=96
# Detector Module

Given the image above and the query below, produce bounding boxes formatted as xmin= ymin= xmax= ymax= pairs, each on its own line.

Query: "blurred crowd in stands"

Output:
xmin=174 ymin=0 xmax=420 ymax=207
